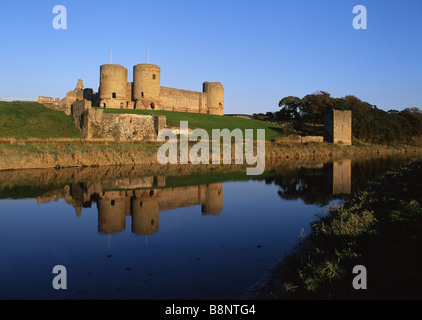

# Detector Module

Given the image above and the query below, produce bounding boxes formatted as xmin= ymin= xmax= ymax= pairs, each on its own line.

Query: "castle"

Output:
xmin=39 ymin=63 xmax=224 ymax=116
xmin=98 ymin=63 xmax=224 ymax=115
xmin=37 ymin=63 xmax=224 ymax=141
xmin=323 ymin=110 xmax=352 ymax=145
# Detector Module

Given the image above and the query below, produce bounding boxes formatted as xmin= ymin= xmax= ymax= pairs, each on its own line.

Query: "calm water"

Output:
xmin=0 ymin=155 xmax=419 ymax=299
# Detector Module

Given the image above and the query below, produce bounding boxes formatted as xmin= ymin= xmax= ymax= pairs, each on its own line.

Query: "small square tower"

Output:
xmin=323 ymin=110 xmax=352 ymax=145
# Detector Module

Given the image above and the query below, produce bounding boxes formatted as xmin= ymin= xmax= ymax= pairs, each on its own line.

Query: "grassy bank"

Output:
xmin=98 ymin=107 xmax=296 ymax=141
xmin=0 ymin=140 xmax=421 ymax=170
xmin=0 ymin=101 xmax=81 ymax=139
xmin=256 ymin=160 xmax=422 ymax=299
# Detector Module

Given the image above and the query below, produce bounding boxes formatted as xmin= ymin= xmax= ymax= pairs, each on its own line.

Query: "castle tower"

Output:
xmin=203 ymin=82 xmax=224 ymax=115
xmin=99 ymin=64 xmax=128 ymax=109
xmin=323 ymin=110 xmax=352 ymax=145
xmin=133 ymin=64 xmax=161 ymax=109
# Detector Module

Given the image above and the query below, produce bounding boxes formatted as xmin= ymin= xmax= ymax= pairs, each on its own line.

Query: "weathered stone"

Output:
xmin=98 ymin=63 xmax=224 ymax=115
xmin=323 ymin=110 xmax=352 ymax=145
xmin=82 ymin=108 xmax=162 ymax=141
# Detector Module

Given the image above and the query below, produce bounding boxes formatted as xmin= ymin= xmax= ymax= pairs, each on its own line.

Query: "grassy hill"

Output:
xmin=0 ymin=101 xmax=81 ymax=139
xmin=0 ymin=101 xmax=295 ymax=141
xmin=99 ymin=108 xmax=295 ymax=141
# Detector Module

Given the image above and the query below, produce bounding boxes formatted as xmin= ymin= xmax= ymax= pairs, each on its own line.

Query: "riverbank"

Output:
xmin=0 ymin=139 xmax=421 ymax=171
xmin=243 ymin=159 xmax=422 ymax=299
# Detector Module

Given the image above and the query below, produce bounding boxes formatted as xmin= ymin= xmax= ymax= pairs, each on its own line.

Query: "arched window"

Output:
xmin=152 ymin=74 xmax=156 ymax=80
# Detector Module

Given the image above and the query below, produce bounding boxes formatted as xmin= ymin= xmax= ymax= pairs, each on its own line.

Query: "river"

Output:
xmin=0 ymin=154 xmax=419 ymax=299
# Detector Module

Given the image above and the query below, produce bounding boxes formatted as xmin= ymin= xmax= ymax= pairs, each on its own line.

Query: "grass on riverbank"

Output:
xmin=269 ymin=160 xmax=422 ymax=299
xmin=98 ymin=107 xmax=297 ymax=141
xmin=0 ymin=101 xmax=81 ymax=139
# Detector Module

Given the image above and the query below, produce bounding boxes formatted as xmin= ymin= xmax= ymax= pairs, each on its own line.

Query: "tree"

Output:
xmin=277 ymin=96 xmax=302 ymax=120
xmin=300 ymin=91 xmax=333 ymax=126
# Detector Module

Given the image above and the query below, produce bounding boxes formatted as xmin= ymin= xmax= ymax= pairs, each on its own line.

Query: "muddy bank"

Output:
xmin=0 ymin=141 xmax=421 ymax=171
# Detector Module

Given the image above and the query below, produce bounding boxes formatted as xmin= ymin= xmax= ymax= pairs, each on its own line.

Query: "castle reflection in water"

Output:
xmin=36 ymin=176 xmax=223 ymax=235
xmin=34 ymin=159 xmax=356 ymax=236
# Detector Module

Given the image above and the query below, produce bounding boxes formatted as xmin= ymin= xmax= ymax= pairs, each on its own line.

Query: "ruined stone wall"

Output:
xmin=71 ymin=99 xmax=92 ymax=131
xmin=159 ymin=87 xmax=208 ymax=113
xmin=301 ymin=136 xmax=324 ymax=143
xmin=274 ymin=135 xmax=324 ymax=143
xmin=323 ymin=110 xmax=352 ymax=145
xmin=82 ymin=108 xmax=162 ymax=141
xmin=333 ymin=110 xmax=352 ymax=145
xmin=38 ymin=96 xmax=54 ymax=104
xmin=38 ymin=96 xmax=72 ymax=115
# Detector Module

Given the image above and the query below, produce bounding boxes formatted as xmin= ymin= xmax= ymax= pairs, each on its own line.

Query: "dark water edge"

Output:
xmin=242 ymin=157 xmax=422 ymax=300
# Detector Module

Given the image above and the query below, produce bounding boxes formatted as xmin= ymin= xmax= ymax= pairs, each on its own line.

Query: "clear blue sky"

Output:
xmin=0 ymin=0 xmax=421 ymax=114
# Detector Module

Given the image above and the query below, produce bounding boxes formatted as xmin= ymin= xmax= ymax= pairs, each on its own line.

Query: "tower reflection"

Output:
xmin=36 ymin=177 xmax=223 ymax=235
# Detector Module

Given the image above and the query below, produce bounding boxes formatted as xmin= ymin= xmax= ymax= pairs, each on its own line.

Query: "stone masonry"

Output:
xmin=323 ymin=110 xmax=352 ymax=145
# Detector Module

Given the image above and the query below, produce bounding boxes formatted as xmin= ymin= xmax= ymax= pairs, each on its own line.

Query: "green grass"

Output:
xmin=271 ymin=159 xmax=422 ymax=299
xmin=98 ymin=107 xmax=295 ymax=141
xmin=0 ymin=101 xmax=81 ymax=139
xmin=293 ymin=121 xmax=325 ymax=136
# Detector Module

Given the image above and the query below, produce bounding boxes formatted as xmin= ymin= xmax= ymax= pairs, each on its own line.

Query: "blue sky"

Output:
xmin=0 ymin=0 xmax=421 ymax=114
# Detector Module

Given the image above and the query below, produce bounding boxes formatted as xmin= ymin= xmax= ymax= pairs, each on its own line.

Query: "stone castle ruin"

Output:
xmin=323 ymin=110 xmax=352 ymax=145
xmin=98 ymin=63 xmax=224 ymax=115
xmin=37 ymin=63 xmax=224 ymax=141
xmin=37 ymin=63 xmax=353 ymax=145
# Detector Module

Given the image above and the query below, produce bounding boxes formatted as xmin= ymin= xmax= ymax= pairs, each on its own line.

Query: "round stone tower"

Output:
xmin=133 ymin=64 xmax=161 ymax=109
xmin=99 ymin=64 xmax=128 ymax=108
xmin=203 ymin=81 xmax=224 ymax=115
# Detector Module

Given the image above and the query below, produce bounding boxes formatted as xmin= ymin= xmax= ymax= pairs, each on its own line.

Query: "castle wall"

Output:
xmin=159 ymin=87 xmax=207 ymax=113
xmin=333 ymin=110 xmax=352 ymax=145
xmin=82 ymin=108 xmax=163 ymax=141
xmin=323 ymin=110 xmax=352 ymax=145
xmin=94 ymin=63 xmax=224 ymax=115
xmin=71 ymin=99 xmax=91 ymax=131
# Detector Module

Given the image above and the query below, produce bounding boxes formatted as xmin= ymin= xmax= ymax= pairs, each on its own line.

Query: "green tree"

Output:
xmin=277 ymin=96 xmax=302 ymax=120
xmin=300 ymin=91 xmax=333 ymax=126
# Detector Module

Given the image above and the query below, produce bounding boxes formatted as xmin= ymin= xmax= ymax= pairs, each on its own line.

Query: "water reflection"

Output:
xmin=0 ymin=154 xmax=420 ymax=299
xmin=267 ymin=156 xmax=414 ymax=206
xmin=36 ymin=180 xmax=223 ymax=235
xmin=22 ymin=155 xmax=418 ymax=235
